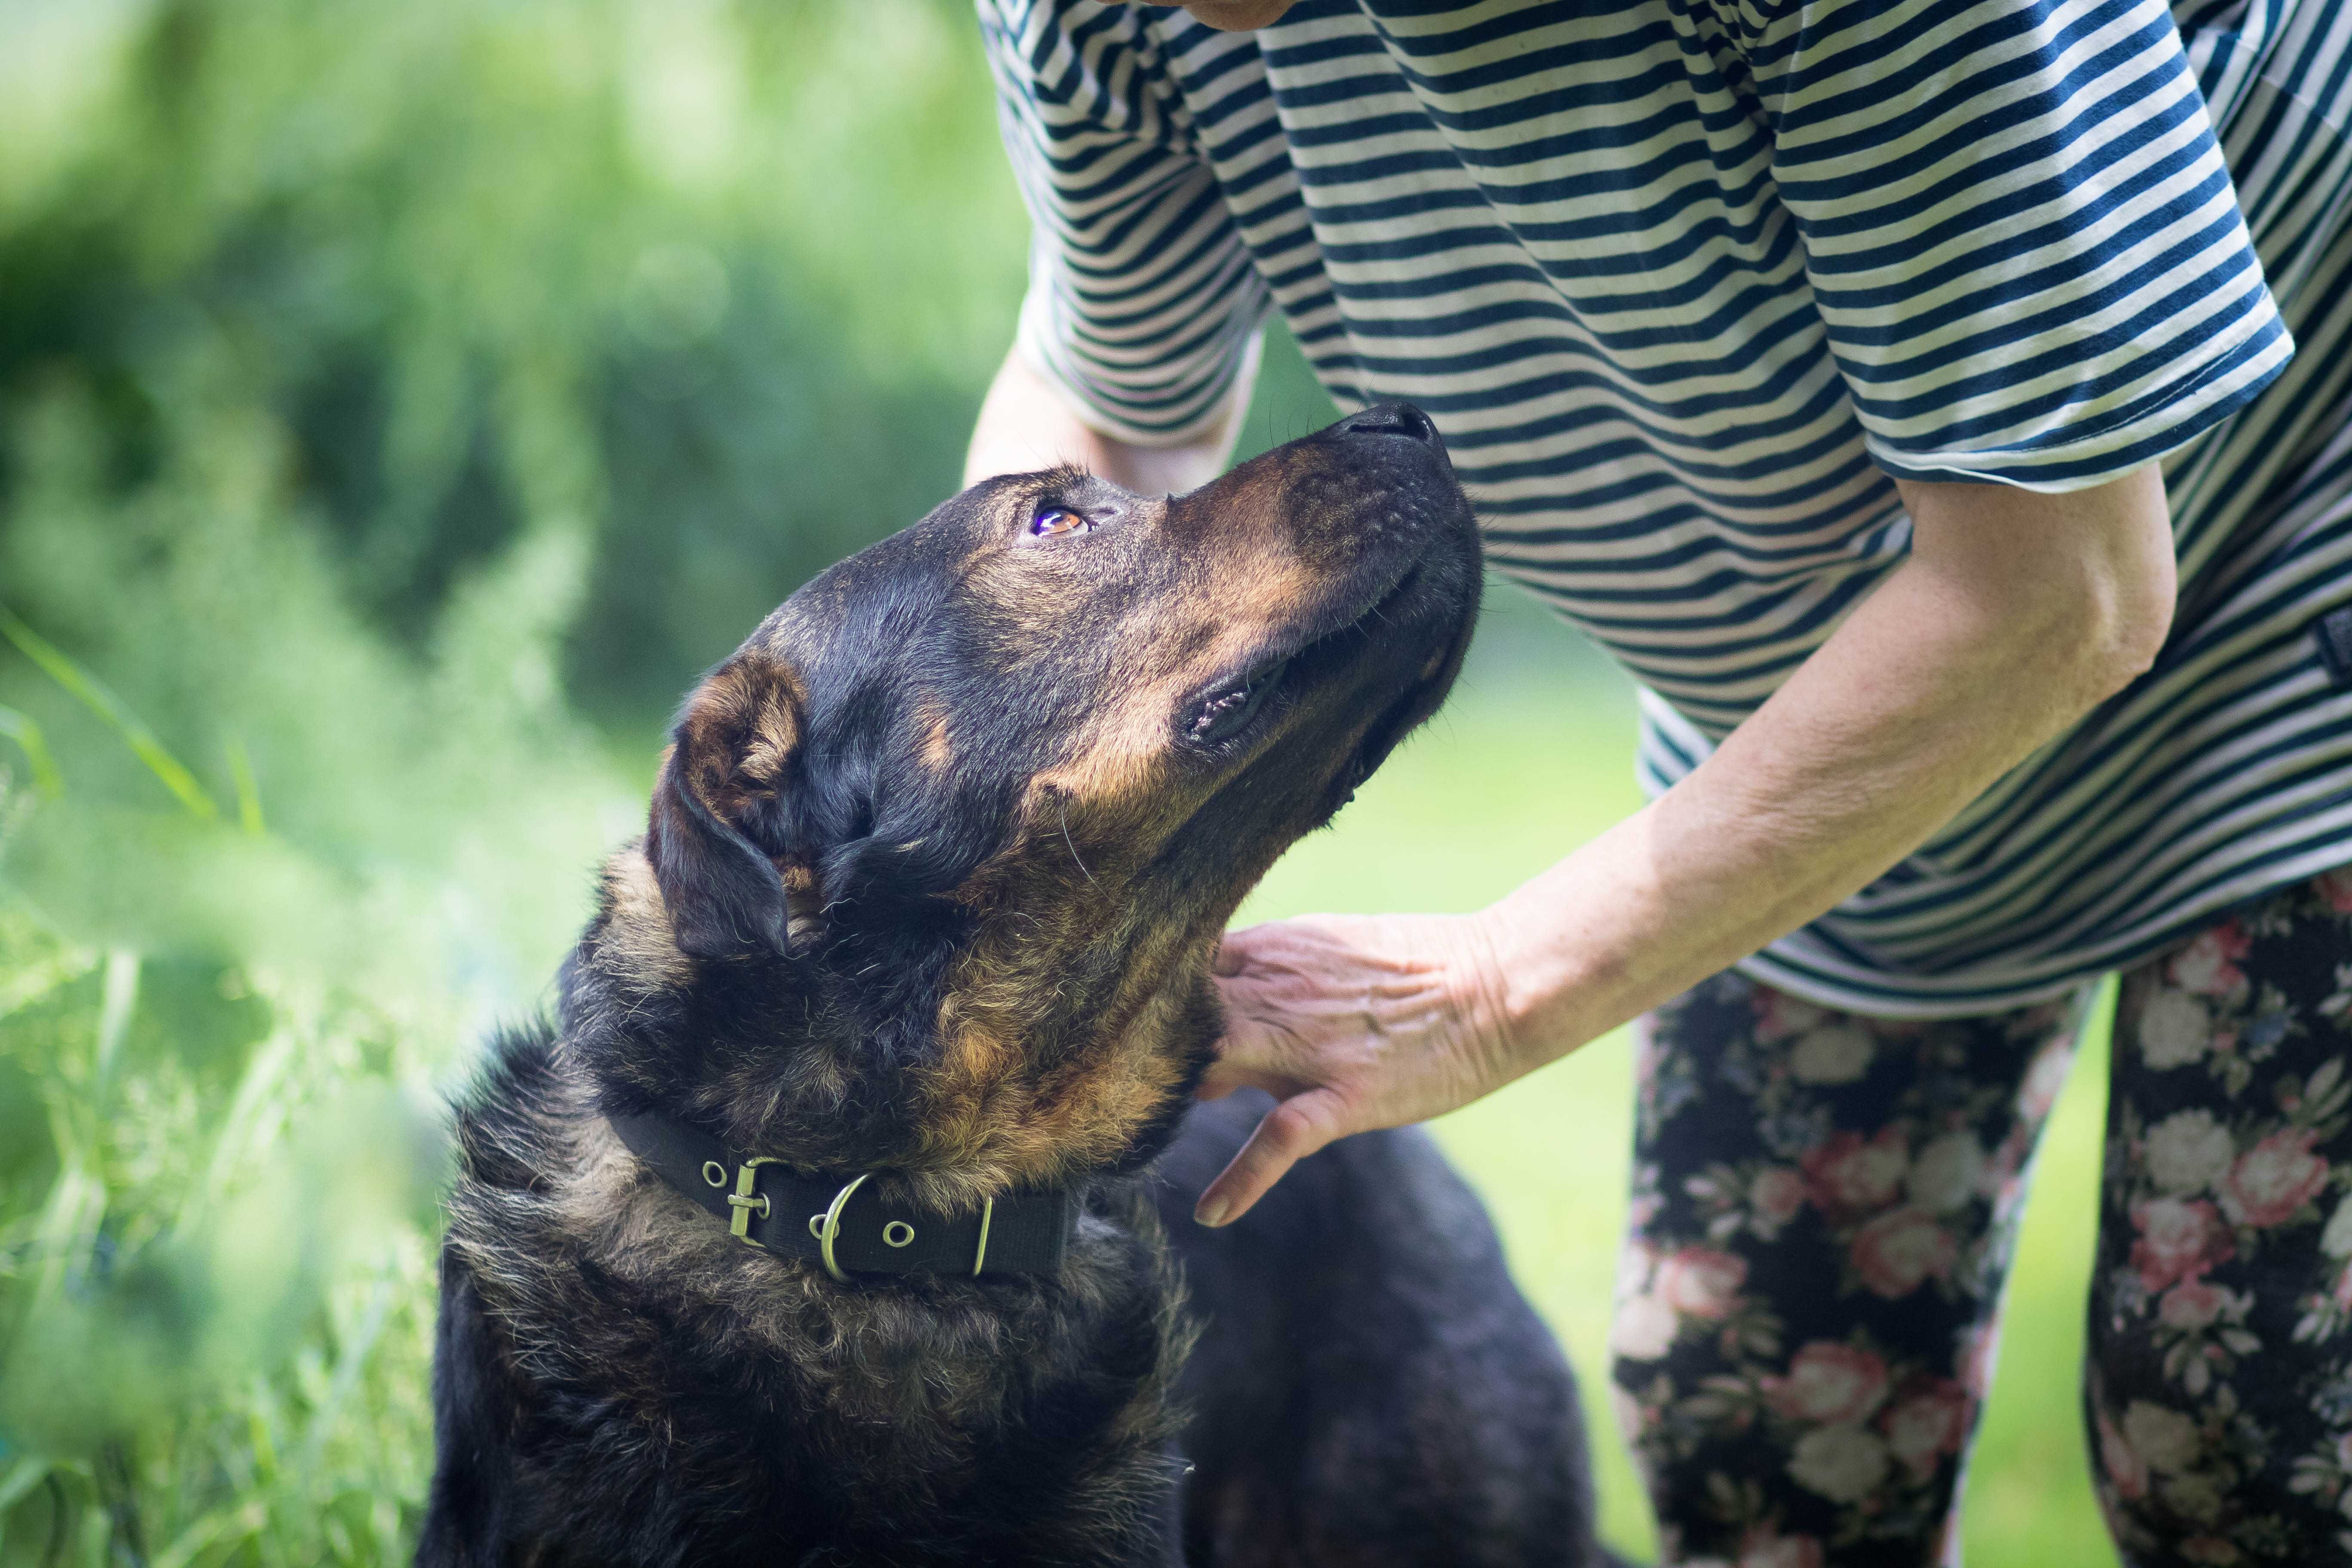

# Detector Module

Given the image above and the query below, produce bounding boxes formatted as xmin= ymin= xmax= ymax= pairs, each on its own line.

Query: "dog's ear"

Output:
xmin=647 ymin=647 xmax=808 ymax=959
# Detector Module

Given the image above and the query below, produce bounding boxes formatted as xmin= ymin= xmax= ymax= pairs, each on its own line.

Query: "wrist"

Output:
xmin=1461 ymin=899 xmax=1571 ymax=1084
xmin=1472 ymin=830 xmax=1666 ymax=1074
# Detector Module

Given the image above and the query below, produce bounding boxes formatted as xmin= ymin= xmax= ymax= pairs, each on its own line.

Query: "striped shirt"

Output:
xmin=979 ymin=0 xmax=2352 ymax=1016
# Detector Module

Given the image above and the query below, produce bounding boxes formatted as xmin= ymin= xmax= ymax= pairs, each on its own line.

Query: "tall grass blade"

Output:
xmin=0 ymin=706 xmax=63 ymax=799
xmin=0 ymin=1458 xmax=52 ymax=1515
xmin=224 ymin=739 xmax=265 ymax=837
xmin=152 ymin=1502 xmax=249 ymax=1568
xmin=296 ymin=1276 xmax=397 ymax=1477
xmin=0 ymin=917 xmax=92 ymax=1025
xmin=0 ymin=606 xmax=218 ymax=822
xmin=94 ymin=950 xmax=139 ymax=1104
xmin=0 ymin=1456 xmax=54 ymax=1562
xmin=182 ymin=1026 xmax=298 ymax=1229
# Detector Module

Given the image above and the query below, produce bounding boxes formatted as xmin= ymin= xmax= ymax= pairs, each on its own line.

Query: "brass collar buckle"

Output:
xmin=720 ymin=1161 xmax=1001 ymax=1283
xmin=722 ymin=1156 xmax=781 ymax=1238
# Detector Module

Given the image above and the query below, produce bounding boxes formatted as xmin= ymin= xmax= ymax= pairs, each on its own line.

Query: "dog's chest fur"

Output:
xmin=435 ymin=1027 xmax=1191 ymax=1566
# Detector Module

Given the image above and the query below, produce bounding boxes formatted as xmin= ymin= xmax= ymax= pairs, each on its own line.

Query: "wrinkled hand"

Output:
xmin=1193 ymin=910 xmax=1521 ymax=1227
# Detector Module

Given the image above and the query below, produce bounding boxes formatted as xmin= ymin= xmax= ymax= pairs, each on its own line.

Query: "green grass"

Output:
xmin=1237 ymin=615 xmax=2119 ymax=1566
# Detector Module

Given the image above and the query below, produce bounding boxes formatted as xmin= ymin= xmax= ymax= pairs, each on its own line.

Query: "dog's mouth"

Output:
xmin=1182 ymin=648 xmax=1298 ymax=747
xmin=1176 ymin=559 xmax=1430 ymax=753
xmin=1337 ymin=582 xmax=1477 ymax=796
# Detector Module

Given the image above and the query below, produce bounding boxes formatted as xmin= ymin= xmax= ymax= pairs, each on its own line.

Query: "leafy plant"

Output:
xmin=0 ymin=2 xmax=1029 ymax=1557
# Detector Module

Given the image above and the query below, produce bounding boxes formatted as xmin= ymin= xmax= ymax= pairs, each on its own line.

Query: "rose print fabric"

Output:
xmin=1615 ymin=971 xmax=2086 ymax=1565
xmin=1615 ymin=871 xmax=2352 ymax=1567
xmin=2089 ymin=873 xmax=2352 ymax=1565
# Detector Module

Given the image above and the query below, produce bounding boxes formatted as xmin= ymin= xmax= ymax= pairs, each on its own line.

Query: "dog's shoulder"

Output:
xmin=448 ymin=1018 xmax=570 ymax=1191
xmin=441 ymin=1021 xmax=736 ymax=1324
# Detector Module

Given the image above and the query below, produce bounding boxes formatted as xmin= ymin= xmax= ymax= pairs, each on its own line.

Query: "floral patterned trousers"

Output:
xmin=1614 ymin=871 xmax=2352 ymax=1567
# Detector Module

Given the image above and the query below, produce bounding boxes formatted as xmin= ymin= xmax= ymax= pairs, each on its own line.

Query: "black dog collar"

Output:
xmin=608 ymin=1112 xmax=1075 ymax=1281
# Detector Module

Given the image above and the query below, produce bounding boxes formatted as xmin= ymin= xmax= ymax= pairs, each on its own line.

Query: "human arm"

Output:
xmin=962 ymin=344 xmax=1255 ymax=493
xmin=1193 ymin=463 xmax=2178 ymax=1225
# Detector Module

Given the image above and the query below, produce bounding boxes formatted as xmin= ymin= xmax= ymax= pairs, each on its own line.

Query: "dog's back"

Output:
xmin=1156 ymin=1093 xmax=1609 ymax=1567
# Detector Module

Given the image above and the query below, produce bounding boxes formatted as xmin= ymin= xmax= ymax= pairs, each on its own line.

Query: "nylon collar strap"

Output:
xmin=608 ymin=1111 xmax=1075 ymax=1281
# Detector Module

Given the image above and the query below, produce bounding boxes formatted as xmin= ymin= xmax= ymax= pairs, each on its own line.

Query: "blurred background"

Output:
xmin=0 ymin=1 xmax=2115 ymax=1561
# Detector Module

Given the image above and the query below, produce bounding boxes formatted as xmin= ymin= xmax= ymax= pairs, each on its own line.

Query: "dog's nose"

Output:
xmin=1337 ymin=402 xmax=1441 ymax=446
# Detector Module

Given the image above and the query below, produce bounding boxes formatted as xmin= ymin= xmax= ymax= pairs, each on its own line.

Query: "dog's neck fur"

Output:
xmin=561 ymin=842 xmax=1217 ymax=1213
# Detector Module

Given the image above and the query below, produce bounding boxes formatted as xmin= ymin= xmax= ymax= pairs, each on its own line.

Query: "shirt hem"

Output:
xmin=1862 ymin=306 xmax=2294 ymax=496
xmin=1736 ymin=831 xmax=2352 ymax=1019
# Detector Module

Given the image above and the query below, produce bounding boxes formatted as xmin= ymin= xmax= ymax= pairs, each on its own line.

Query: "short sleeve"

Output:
xmin=1751 ymin=0 xmax=2295 ymax=490
xmin=977 ymin=0 xmax=1270 ymax=446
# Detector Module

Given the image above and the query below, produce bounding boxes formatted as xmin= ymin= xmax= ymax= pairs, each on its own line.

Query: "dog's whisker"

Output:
xmin=1057 ymin=792 xmax=1097 ymax=888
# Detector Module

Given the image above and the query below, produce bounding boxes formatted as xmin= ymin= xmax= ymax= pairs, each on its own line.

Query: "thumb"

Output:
xmin=1192 ymin=1086 xmax=1350 ymax=1228
xmin=1194 ymin=1054 xmax=1304 ymax=1103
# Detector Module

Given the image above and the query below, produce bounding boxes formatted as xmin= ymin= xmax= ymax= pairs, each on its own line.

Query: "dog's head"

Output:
xmin=585 ymin=404 xmax=1479 ymax=1201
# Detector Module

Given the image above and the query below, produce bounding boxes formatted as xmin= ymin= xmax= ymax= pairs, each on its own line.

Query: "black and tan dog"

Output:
xmin=420 ymin=405 xmax=1611 ymax=1565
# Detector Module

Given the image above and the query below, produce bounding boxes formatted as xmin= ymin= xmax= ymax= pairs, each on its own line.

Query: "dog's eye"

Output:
xmin=1029 ymin=507 xmax=1090 ymax=539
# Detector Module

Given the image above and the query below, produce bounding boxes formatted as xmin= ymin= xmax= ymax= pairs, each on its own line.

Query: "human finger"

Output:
xmin=1191 ymin=1085 xmax=1350 ymax=1227
xmin=1193 ymin=1053 xmax=1305 ymax=1102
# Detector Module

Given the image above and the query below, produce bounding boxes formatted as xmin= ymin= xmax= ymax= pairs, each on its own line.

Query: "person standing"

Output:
xmin=965 ymin=0 xmax=2352 ymax=1561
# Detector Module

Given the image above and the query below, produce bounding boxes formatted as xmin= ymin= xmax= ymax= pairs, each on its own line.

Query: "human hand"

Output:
xmin=1192 ymin=910 xmax=1522 ymax=1226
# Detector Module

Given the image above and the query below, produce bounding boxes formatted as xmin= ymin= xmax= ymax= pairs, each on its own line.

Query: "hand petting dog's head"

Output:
xmin=580 ymin=406 xmax=1479 ymax=1202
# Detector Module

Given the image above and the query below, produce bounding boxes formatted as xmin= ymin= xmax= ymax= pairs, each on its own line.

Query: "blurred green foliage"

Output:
xmin=1 ymin=0 xmax=1026 ymax=726
xmin=0 ymin=0 xmax=2116 ymax=1562
xmin=0 ymin=0 xmax=1029 ymax=1556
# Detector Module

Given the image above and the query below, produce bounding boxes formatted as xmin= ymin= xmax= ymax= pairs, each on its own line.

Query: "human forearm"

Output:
xmin=1482 ymin=465 xmax=2179 ymax=1069
xmin=962 ymin=346 xmax=1252 ymax=493
xmin=1194 ymin=466 xmax=2176 ymax=1226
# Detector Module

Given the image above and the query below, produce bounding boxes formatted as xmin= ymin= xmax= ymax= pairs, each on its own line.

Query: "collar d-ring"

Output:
xmin=812 ymin=1173 xmax=872 ymax=1283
